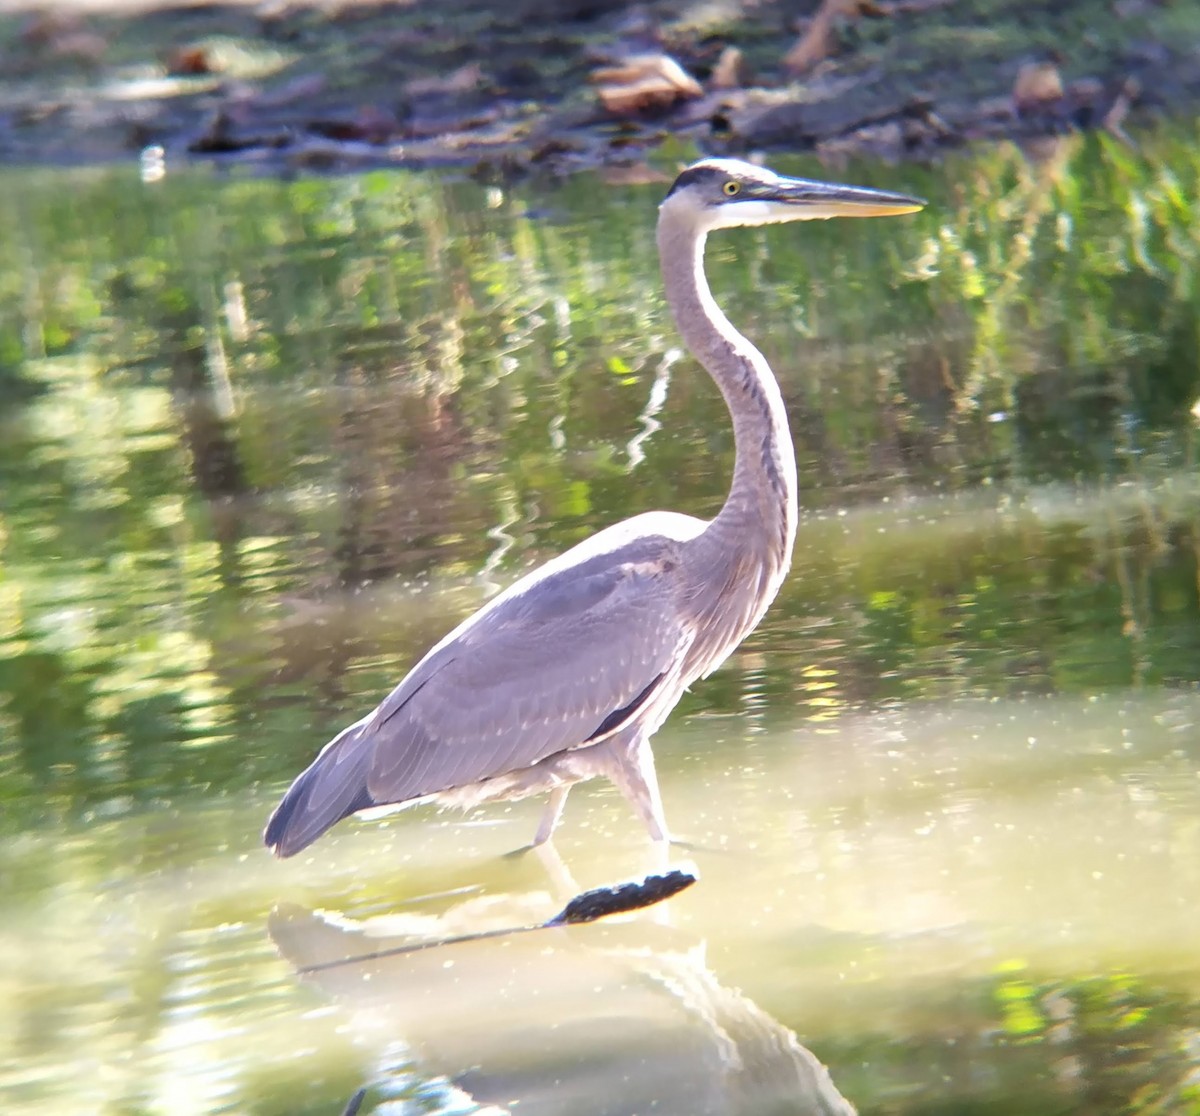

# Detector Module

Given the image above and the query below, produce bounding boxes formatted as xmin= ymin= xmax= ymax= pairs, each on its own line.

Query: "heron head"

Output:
xmin=661 ymin=157 xmax=924 ymax=231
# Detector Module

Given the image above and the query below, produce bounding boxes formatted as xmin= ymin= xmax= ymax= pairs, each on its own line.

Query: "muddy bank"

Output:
xmin=0 ymin=0 xmax=1196 ymax=175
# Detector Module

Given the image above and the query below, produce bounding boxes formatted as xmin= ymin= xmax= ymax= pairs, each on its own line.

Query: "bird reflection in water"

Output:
xmin=269 ymin=884 xmax=856 ymax=1116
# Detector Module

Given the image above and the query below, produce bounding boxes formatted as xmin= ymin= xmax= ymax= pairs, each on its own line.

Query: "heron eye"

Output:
xmin=722 ymin=180 xmax=741 ymax=196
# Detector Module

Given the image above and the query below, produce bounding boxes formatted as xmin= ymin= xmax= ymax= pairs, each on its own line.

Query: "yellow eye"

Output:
xmin=722 ymin=180 xmax=740 ymax=196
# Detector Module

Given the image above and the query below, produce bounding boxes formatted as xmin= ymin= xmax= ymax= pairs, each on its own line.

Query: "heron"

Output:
xmin=265 ymin=158 xmax=923 ymax=859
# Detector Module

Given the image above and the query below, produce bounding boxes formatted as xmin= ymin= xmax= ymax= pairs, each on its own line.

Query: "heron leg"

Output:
xmin=531 ymin=784 xmax=571 ymax=847
xmin=611 ymin=736 xmax=670 ymax=844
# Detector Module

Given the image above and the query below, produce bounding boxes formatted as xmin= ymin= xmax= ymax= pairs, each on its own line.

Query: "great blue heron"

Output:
xmin=265 ymin=158 xmax=922 ymax=859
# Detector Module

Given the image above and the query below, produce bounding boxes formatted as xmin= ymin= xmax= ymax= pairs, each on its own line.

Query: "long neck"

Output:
xmin=656 ymin=213 xmax=798 ymax=574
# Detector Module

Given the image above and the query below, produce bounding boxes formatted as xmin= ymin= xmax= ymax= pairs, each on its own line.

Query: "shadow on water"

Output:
xmin=269 ymin=892 xmax=855 ymax=1116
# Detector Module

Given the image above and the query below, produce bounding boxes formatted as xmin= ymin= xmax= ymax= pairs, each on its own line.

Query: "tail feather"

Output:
xmin=264 ymin=718 xmax=376 ymax=858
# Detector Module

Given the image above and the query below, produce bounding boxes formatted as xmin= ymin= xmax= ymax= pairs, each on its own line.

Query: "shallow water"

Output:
xmin=1 ymin=129 xmax=1199 ymax=1114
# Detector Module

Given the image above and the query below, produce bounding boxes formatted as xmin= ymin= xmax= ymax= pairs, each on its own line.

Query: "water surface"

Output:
xmin=1 ymin=129 xmax=1199 ymax=1114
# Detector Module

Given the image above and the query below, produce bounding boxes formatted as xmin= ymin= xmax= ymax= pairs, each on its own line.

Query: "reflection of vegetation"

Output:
xmin=989 ymin=966 xmax=1200 ymax=1115
xmin=2 ymin=125 xmax=1200 ymax=1116
xmin=905 ymin=131 xmax=1200 ymax=456
xmin=1 ymin=127 xmax=1199 ymax=828
xmin=819 ymin=966 xmax=1200 ymax=1115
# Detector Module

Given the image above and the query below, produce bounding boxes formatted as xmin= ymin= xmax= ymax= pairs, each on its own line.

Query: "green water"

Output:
xmin=1 ymin=126 xmax=1199 ymax=1115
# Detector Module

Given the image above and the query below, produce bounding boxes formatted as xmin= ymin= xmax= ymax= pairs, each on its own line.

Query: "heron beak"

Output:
xmin=765 ymin=176 xmax=925 ymax=219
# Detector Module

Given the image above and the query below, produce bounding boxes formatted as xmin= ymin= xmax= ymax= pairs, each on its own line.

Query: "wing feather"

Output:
xmin=366 ymin=540 xmax=690 ymax=802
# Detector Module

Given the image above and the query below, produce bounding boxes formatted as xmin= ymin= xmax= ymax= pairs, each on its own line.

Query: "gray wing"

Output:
xmin=265 ymin=534 xmax=692 ymax=857
xmin=367 ymin=538 xmax=690 ymax=797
